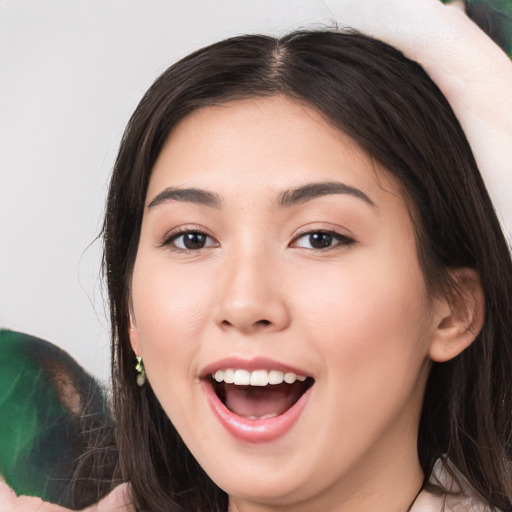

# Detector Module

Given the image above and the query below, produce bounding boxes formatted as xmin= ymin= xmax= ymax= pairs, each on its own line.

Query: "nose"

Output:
xmin=214 ymin=250 xmax=291 ymax=335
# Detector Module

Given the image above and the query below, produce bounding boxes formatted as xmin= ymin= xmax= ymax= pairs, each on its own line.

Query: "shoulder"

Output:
xmin=410 ymin=459 xmax=501 ymax=512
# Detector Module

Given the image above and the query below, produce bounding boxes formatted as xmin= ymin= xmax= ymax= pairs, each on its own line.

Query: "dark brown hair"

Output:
xmin=102 ymin=31 xmax=512 ymax=511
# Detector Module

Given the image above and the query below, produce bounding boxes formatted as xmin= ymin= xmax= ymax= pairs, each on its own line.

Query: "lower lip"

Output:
xmin=201 ymin=380 xmax=312 ymax=443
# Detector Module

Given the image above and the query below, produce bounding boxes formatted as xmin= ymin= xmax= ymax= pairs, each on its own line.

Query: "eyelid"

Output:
xmin=158 ymin=224 xmax=355 ymax=251
xmin=290 ymin=227 xmax=356 ymax=250
xmin=159 ymin=225 xmax=219 ymax=251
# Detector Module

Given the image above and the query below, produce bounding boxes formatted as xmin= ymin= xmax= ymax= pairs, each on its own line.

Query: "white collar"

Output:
xmin=410 ymin=458 xmax=499 ymax=512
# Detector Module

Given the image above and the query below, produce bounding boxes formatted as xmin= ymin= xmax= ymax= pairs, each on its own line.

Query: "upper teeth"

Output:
xmin=212 ymin=369 xmax=307 ymax=386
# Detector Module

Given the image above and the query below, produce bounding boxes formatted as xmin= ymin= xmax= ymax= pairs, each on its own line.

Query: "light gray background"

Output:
xmin=0 ymin=0 xmax=333 ymax=382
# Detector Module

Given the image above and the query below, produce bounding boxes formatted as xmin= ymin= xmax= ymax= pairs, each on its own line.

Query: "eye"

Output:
xmin=291 ymin=230 xmax=355 ymax=250
xmin=164 ymin=230 xmax=217 ymax=251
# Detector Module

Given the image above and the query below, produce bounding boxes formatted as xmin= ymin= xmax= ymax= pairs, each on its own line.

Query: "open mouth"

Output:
xmin=208 ymin=369 xmax=314 ymax=420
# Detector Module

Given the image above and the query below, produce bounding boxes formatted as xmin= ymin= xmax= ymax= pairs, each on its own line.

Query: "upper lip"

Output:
xmin=199 ymin=356 xmax=312 ymax=379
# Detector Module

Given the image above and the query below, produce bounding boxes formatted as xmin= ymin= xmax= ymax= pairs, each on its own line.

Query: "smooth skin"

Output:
xmin=129 ymin=96 xmax=484 ymax=512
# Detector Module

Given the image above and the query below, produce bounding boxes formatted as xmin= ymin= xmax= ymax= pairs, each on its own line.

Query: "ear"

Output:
xmin=128 ymin=311 xmax=143 ymax=357
xmin=429 ymin=268 xmax=485 ymax=363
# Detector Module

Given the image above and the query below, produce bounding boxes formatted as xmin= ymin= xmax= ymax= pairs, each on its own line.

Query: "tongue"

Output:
xmin=224 ymin=382 xmax=303 ymax=419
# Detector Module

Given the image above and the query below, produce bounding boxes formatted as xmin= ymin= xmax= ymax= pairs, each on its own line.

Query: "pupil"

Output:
xmin=310 ymin=232 xmax=332 ymax=248
xmin=184 ymin=232 xmax=206 ymax=249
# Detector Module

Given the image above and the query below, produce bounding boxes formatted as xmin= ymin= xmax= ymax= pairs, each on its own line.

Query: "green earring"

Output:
xmin=135 ymin=356 xmax=146 ymax=387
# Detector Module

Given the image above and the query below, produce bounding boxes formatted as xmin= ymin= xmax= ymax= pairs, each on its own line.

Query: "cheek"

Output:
xmin=130 ymin=254 xmax=214 ymax=380
xmin=292 ymin=245 xmax=433 ymax=378
xmin=130 ymin=257 xmax=214 ymax=439
xmin=286 ymin=250 xmax=433 ymax=469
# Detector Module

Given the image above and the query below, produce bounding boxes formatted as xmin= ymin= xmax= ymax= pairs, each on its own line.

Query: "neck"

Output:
xmin=228 ymin=441 xmax=425 ymax=512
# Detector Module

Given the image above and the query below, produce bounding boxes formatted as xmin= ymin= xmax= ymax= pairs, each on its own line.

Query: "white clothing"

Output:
xmin=411 ymin=459 xmax=500 ymax=512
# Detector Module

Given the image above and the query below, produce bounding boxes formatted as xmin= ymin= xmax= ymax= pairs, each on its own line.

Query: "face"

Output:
xmin=129 ymin=96 xmax=443 ymax=510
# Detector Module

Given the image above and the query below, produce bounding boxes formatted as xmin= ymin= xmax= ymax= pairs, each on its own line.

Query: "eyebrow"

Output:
xmin=148 ymin=187 xmax=222 ymax=210
xmin=277 ymin=181 xmax=375 ymax=208
xmin=147 ymin=181 xmax=375 ymax=211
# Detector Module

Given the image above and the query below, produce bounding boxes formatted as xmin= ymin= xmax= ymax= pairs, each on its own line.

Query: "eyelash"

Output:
xmin=291 ymin=229 xmax=355 ymax=250
xmin=161 ymin=227 xmax=355 ymax=253
xmin=161 ymin=228 xmax=218 ymax=252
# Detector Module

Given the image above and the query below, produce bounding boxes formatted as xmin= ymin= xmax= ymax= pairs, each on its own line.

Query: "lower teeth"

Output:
xmin=244 ymin=413 xmax=278 ymax=420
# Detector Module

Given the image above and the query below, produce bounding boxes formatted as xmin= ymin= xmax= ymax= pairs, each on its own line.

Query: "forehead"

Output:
xmin=147 ymin=95 xmax=402 ymax=207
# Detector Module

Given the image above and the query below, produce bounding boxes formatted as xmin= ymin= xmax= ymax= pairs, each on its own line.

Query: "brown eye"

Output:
xmin=167 ymin=231 xmax=216 ymax=251
xmin=292 ymin=230 xmax=355 ymax=250
xmin=308 ymin=232 xmax=333 ymax=249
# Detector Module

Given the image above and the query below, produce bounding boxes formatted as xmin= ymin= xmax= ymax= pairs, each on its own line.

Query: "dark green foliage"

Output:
xmin=0 ymin=330 xmax=118 ymax=508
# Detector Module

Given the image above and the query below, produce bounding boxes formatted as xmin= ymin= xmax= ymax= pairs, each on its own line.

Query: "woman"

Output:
xmin=104 ymin=4 xmax=512 ymax=511
xmin=3 ymin=0 xmax=511 ymax=510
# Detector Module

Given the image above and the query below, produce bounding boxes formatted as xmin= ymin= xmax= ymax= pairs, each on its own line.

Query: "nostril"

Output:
xmin=221 ymin=318 xmax=271 ymax=328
